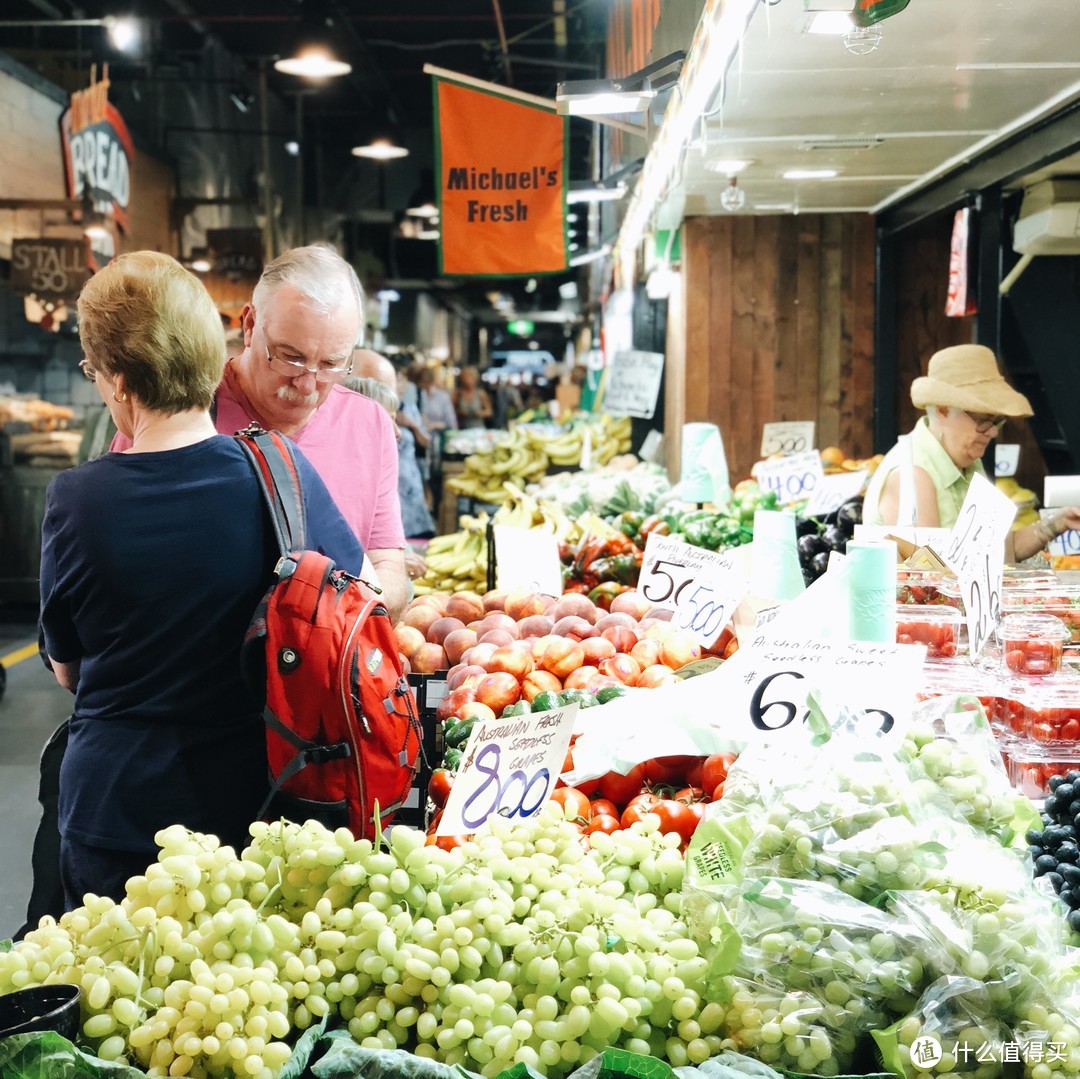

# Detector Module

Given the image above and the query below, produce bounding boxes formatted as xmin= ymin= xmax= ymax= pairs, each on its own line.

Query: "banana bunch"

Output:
xmin=526 ymin=414 xmax=633 ymax=469
xmin=996 ymin=476 xmax=1038 ymax=506
xmin=446 ymin=427 xmax=549 ymax=505
xmin=494 ymin=483 xmax=580 ymax=543
xmin=414 ymin=518 xmax=489 ymax=595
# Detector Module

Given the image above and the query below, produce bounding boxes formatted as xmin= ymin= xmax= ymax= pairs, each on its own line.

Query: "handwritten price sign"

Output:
xmin=1042 ymin=510 xmax=1080 ymax=558
xmin=639 ymin=533 xmax=750 ymax=616
xmin=437 ymin=704 xmax=578 ymax=836
xmin=672 ymin=555 xmax=749 ymax=648
xmin=804 ymin=471 xmax=868 ymax=517
xmin=761 ymin=421 xmax=816 ymax=458
xmin=756 ymin=451 xmax=825 ymax=506
xmin=942 ymin=473 xmax=1017 ymax=658
xmin=995 ymin=444 xmax=1020 ymax=478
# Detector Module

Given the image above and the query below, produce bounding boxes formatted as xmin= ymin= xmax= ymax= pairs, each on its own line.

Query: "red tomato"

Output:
xmin=621 ymin=792 xmax=661 ymax=828
xmin=644 ymin=755 xmax=700 ymax=787
xmin=589 ymin=797 xmax=619 ymax=819
xmin=701 ymin=753 xmax=737 ymax=795
xmin=425 ymin=833 xmax=469 ymax=850
xmin=585 ymin=813 xmax=621 ymax=836
xmin=687 ymin=801 xmax=708 ymax=828
xmin=652 ymin=798 xmax=701 ymax=844
xmin=549 ymin=786 xmax=592 ymax=821
xmin=599 ymin=763 xmax=648 ymax=806
xmin=711 ymin=781 xmax=726 ymax=802
xmin=675 ymin=786 xmax=705 ymax=803
xmin=684 ymin=757 xmax=705 ymax=789
xmin=428 ymin=769 xmax=454 ymax=808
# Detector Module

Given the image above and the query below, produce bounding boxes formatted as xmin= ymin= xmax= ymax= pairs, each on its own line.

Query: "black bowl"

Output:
xmin=0 ymin=983 xmax=82 ymax=1041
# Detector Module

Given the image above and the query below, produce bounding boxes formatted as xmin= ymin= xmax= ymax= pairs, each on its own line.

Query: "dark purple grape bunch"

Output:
xmin=1029 ymin=769 xmax=1080 ymax=934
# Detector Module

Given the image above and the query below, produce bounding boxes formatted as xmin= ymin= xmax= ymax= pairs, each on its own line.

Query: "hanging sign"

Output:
xmin=602 ymin=350 xmax=665 ymax=419
xmin=10 ymin=239 xmax=89 ymax=301
xmin=59 ymin=65 xmax=133 ymax=233
xmin=434 ymin=77 xmax=567 ymax=276
xmin=760 ymin=421 xmax=815 ymax=457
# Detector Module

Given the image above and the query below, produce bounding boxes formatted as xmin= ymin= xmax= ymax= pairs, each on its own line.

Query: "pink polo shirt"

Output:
xmin=110 ymin=370 xmax=405 ymax=551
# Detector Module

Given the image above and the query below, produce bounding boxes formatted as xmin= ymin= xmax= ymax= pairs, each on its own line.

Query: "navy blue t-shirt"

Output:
xmin=39 ymin=435 xmax=363 ymax=855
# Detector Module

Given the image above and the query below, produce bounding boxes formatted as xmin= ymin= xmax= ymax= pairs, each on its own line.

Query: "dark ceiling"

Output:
xmin=2 ymin=1 xmax=610 ymax=322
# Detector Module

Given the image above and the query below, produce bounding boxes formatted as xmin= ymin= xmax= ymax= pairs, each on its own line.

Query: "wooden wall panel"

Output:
xmin=680 ymin=213 xmax=877 ymax=483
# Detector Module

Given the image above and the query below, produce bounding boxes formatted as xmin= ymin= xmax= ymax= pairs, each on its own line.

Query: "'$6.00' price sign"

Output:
xmin=748 ymin=670 xmax=894 ymax=737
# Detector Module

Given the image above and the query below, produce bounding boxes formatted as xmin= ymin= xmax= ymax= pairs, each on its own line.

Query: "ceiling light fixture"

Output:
xmin=190 ymin=257 xmax=212 ymax=273
xmin=783 ymin=168 xmax=840 ymax=179
xmin=284 ymin=140 xmax=301 ymax=157
xmin=351 ymin=137 xmax=409 ymax=161
xmin=705 ymin=158 xmax=751 ymax=176
xmin=103 ymin=15 xmax=139 ymax=51
xmin=720 ymin=177 xmax=746 ymax=212
xmin=556 ymin=51 xmax=685 ymax=116
xmin=405 ymin=202 xmax=438 ymax=219
xmin=274 ymin=0 xmax=352 ymax=78
xmin=842 ymin=25 xmax=883 ymax=55
xmin=567 ymin=182 xmax=627 ymax=205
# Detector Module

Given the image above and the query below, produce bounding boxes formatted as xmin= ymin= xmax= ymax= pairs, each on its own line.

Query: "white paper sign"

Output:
xmin=639 ymin=533 xmax=751 ymax=613
xmin=1044 ymin=476 xmax=1080 ymax=509
xmin=671 ymin=554 xmax=750 ymax=648
xmin=602 ymin=350 xmax=664 ymax=419
xmin=1041 ymin=509 xmax=1080 ymax=558
xmin=941 ymin=473 xmax=1017 ymax=658
xmin=995 ymin=445 xmax=1020 ymax=477
xmin=761 ymin=421 xmax=816 ymax=458
xmin=562 ymin=636 xmax=925 ymax=784
xmin=804 ymin=471 xmax=869 ymax=517
xmin=494 ymin=525 xmax=563 ymax=597
xmin=755 ymin=450 xmax=825 ymax=505
xmin=437 ymin=704 xmax=578 ymax=835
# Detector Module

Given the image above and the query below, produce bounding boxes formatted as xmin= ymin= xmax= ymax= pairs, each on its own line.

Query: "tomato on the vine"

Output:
xmin=643 ymin=755 xmax=700 ymax=786
xmin=701 ymin=753 xmax=737 ymax=795
xmin=674 ymin=786 xmax=705 ymax=804
xmin=599 ymin=763 xmax=647 ymax=806
xmin=585 ymin=813 xmax=621 ymax=836
xmin=549 ymin=786 xmax=592 ymax=822
xmin=711 ymin=781 xmax=726 ymax=802
xmin=620 ymin=792 xmax=661 ymax=828
xmin=428 ymin=769 xmax=454 ymax=808
xmin=589 ymin=797 xmax=620 ymax=819
xmin=651 ymin=798 xmax=701 ymax=844
xmin=425 ymin=833 xmax=469 ymax=851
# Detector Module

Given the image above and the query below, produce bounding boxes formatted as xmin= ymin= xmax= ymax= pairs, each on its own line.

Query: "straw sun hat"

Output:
xmin=910 ymin=344 xmax=1033 ymax=418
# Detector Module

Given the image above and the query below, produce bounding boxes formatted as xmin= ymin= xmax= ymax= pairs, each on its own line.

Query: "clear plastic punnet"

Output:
xmin=1000 ymin=583 xmax=1080 ymax=646
xmin=999 ymin=612 xmax=1071 ymax=677
xmin=897 ymin=605 xmax=963 ymax=660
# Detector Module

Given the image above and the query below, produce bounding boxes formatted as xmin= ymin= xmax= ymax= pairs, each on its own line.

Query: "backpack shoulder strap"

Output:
xmin=235 ymin=424 xmax=308 ymax=555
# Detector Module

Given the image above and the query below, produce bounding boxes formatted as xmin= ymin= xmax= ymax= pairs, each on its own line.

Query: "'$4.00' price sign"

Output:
xmin=755 ymin=451 xmax=825 ymax=506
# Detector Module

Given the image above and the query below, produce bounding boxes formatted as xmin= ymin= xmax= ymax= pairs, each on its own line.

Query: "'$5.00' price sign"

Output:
xmin=671 ymin=554 xmax=749 ymax=649
xmin=437 ymin=705 xmax=578 ymax=836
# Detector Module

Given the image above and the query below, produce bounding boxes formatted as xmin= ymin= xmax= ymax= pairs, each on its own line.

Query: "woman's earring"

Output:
xmin=113 ymin=390 xmax=128 ymax=403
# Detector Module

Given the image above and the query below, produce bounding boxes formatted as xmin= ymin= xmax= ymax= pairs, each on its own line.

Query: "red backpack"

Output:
xmin=235 ymin=424 xmax=422 ymax=840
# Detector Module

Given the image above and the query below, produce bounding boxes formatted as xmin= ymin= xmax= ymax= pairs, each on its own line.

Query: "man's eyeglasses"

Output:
xmin=79 ymin=359 xmax=98 ymax=382
xmin=263 ymin=338 xmax=350 ymax=384
xmin=965 ymin=411 xmax=1008 ymax=433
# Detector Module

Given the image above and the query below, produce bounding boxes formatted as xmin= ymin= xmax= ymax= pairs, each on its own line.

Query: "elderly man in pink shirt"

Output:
xmin=112 ymin=245 xmax=410 ymax=621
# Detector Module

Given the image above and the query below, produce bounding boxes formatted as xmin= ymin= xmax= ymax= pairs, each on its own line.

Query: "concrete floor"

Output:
xmin=0 ymin=608 xmax=71 ymax=941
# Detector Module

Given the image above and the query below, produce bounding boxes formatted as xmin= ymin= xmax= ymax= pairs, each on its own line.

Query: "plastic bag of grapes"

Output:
xmin=870 ymin=976 xmax=1017 ymax=1079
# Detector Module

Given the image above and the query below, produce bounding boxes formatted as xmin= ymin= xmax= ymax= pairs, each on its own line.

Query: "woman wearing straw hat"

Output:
xmin=863 ymin=343 xmax=1080 ymax=559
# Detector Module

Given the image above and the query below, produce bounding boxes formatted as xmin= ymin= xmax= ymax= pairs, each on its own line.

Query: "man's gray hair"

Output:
xmin=342 ymin=374 xmax=399 ymax=416
xmin=253 ymin=244 xmax=365 ymax=346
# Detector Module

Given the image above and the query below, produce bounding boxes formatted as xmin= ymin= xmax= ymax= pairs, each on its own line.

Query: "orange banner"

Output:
xmin=434 ymin=78 xmax=567 ymax=276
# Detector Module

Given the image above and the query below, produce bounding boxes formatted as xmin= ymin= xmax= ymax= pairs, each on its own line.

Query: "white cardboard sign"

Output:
xmin=493 ymin=525 xmax=563 ymax=597
xmin=1041 ymin=509 xmax=1080 ymax=558
xmin=761 ymin=421 xmax=816 ymax=458
xmin=994 ymin=445 xmax=1020 ymax=478
xmin=805 ymin=471 xmax=869 ymax=517
xmin=638 ymin=533 xmax=751 ymax=614
xmin=755 ymin=450 xmax=825 ymax=505
xmin=437 ymin=704 xmax=578 ymax=835
xmin=602 ymin=350 xmax=665 ymax=419
xmin=671 ymin=554 xmax=749 ymax=649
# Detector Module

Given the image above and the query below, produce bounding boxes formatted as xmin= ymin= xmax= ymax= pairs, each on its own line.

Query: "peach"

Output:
xmin=478 ymin=628 xmax=516 ymax=649
xmin=399 ymin=654 xmax=411 ymax=675
xmin=482 ymin=589 xmax=508 ymax=612
xmin=552 ymin=592 xmax=600 ymax=624
xmin=403 ymin=604 xmax=442 ymax=636
xmin=476 ymin=612 xmax=518 ymax=639
xmin=580 ymin=636 xmax=617 ymax=666
xmin=609 ymin=591 xmax=653 ymax=620
xmin=539 ymin=637 xmax=586 ymax=680
xmin=458 ymin=700 xmax=497 ymax=724
xmin=660 ymin=629 xmax=702 ymax=671
xmin=436 ymin=684 xmax=476 ymax=721
xmin=600 ymin=653 xmax=642 ymax=685
xmin=445 ymin=591 xmax=486 ymax=625
xmin=646 ymin=606 xmax=674 ymax=622
xmin=601 ymin=625 xmax=639 ymax=654
xmin=631 ymin=638 xmax=662 ymax=668
xmin=446 ymin=663 xmax=486 ymax=691
xmin=412 ymin=642 xmax=449 ymax=674
xmin=489 ymin=645 xmax=535 ymax=680
xmin=585 ymin=674 xmax=622 ymax=694
xmin=636 ymin=663 xmax=677 ymax=688
xmin=415 ymin=592 xmax=450 ymax=614
xmin=522 ymin=669 xmax=563 ymax=702
xmin=427 ymin=616 xmax=466 ymax=645
xmin=505 ymin=590 xmax=552 ymax=621
xmin=530 ymin=633 xmax=563 ymax=660
xmin=462 ymin=642 xmax=499 ymax=669
xmin=442 ymin=628 xmax=479 ymax=666
xmin=517 ymin=614 xmax=554 ymax=639
xmin=595 ymin=612 xmax=638 ymax=632
xmin=563 ymin=665 xmax=600 ymax=690
xmin=394 ymin=624 xmax=426 ymax=659
xmin=475 ymin=671 xmax=522 ymax=713
xmin=552 ymin=615 xmax=597 ymax=641
xmin=641 ymin=620 xmax=671 ymax=641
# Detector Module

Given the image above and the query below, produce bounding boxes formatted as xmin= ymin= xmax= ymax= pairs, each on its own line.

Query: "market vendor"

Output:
xmin=863 ymin=343 xmax=1080 ymax=559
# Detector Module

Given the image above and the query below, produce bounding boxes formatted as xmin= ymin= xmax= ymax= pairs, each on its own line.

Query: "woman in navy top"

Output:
xmin=39 ymin=252 xmax=363 ymax=908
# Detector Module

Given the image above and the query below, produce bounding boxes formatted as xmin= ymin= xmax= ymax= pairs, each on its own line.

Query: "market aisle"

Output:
xmin=0 ymin=622 xmax=71 ymax=940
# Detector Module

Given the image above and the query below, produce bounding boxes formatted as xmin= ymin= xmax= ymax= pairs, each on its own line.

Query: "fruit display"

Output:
xmin=896 ymin=605 xmax=961 ymax=659
xmin=820 ymin=445 xmax=885 ymax=476
xmin=796 ymin=497 xmax=863 ymax=584
xmin=446 ymin=415 xmax=632 ymax=506
xmin=531 ymin=461 xmax=674 ymax=518
xmin=1029 ymin=770 xmax=1080 ymax=934
xmin=1001 ymin=613 xmax=1070 ymax=676
xmin=1 ymin=808 xmax=714 ymax=1079
xmin=997 ymin=476 xmax=1040 ymax=531
xmin=1001 ymin=585 xmax=1080 ymax=647
xmin=414 ymin=516 xmax=490 ymax=596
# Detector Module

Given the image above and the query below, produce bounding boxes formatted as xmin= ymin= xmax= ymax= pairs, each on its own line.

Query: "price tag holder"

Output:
xmin=493 ymin=525 xmax=563 ymax=597
xmin=672 ymin=554 xmax=749 ymax=648
xmin=804 ymin=471 xmax=868 ymax=517
xmin=755 ymin=450 xmax=825 ymax=505
xmin=437 ymin=704 xmax=578 ymax=835
xmin=941 ymin=473 xmax=1017 ymax=658
xmin=761 ymin=421 xmax=816 ymax=458
xmin=995 ymin=445 xmax=1020 ymax=478
xmin=639 ymin=533 xmax=751 ymax=614
xmin=1042 ymin=510 xmax=1080 ymax=558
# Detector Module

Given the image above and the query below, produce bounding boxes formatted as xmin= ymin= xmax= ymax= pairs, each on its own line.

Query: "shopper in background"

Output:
xmin=41 ymin=252 xmax=363 ymax=907
xmin=109 ymin=244 xmax=409 ymax=623
xmin=416 ymin=365 xmax=457 ymax=438
xmin=351 ymin=350 xmax=437 ymax=544
xmin=452 ymin=365 xmax=493 ymax=429
xmin=492 ymin=374 xmax=524 ymax=430
xmin=863 ymin=343 xmax=1080 ymax=558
